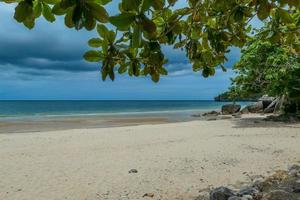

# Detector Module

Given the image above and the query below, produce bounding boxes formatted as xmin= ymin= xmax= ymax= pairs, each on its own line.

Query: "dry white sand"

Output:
xmin=0 ymin=115 xmax=299 ymax=200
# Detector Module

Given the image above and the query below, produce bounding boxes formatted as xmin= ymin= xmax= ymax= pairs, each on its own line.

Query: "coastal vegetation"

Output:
xmin=220 ymin=37 xmax=300 ymax=114
xmin=1 ymin=0 xmax=299 ymax=82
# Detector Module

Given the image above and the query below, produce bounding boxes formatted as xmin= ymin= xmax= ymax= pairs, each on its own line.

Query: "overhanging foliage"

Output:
xmin=1 ymin=0 xmax=300 ymax=82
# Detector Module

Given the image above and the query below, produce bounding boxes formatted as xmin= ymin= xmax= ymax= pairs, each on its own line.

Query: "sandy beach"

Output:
xmin=0 ymin=115 xmax=299 ymax=200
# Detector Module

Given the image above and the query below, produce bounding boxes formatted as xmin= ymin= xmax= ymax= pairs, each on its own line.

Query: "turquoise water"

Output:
xmin=0 ymin=100 xmax=250 ymax=119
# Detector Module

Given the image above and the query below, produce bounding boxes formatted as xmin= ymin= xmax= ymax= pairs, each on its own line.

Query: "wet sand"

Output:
xmin=0 ymin=116 xmax=173 ymax=134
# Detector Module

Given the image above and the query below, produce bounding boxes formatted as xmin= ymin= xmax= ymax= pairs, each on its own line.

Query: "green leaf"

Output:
xmin=33 ymin=2 xmax=42 ymax=18
xmin=108 ymin=31 xmax=116 ymax=43
xmin=207 ymin=18 xmax=216 ymax=28
xmin=42 ymin=3 xmax=55 ymax=22
xmin=97 ymin=24 xmax=109 ymax=38
xmin=109 ymin=69 xmax=115 ymax=81
xmin=121 ymin=0 xmax=141 ymax=12
xmin=23 ymin=12 xmax=35 ymax=29
xmin=64 ymin=8 xmax=75 ymax=28
xmin=14 ymin=1 xmax=33 ymax=23
xmin=72 ymin=5 xmax=84 ymax=30
xmin=151 ymin=73 xmax=160 ymax=82
xmin=52 ymin=4 xmax=67 ymax=15
xmin=109 ymin=13 xmax=135 ymax=30
xmin=132 ymin=24 xmax=142 ymax=48
xmin=141 ymin=0 xmax=152 ymax=12
xmin=102 ymin=68 xmax=108 ymax=80
xmin=152 ymin=0 xmax=164 ymax=10
xmin=141 ymin=16 xmax=156 ymax=34
xmin=277 ymin=8 xmax=293 ymax=23
xmin=60 ymin=0 xmax=74 ymax=9
xmin=84 ymin=11 xmax=96 ymax=30
xmin=84 ymin=50 xmax=102 ymax=62
xmin=118 ymin=64 xmax=128 ymax=74
xmin=257 ymin=0 xmax=271 ymax=20
xmin=88 ymin=3 xmax=109 ymax=23
xmin=88 ymin=38 xmax=103 ymax=47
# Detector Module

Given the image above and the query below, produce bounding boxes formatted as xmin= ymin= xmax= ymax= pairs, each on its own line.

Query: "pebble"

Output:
xmin=142 ymin=193 xmax=154 ymax=198
xmin=128 ymin=169 xmax=138 ymax=174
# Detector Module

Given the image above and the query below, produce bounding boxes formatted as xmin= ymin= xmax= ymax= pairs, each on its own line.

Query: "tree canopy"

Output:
xmin=1 ymin=0 xmax=300 ymax=82
xmin=227 ymin=37 xmax=300 ymax=112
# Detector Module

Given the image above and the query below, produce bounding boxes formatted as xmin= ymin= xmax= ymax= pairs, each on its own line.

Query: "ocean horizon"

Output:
xmin=0 ymin=100 xmax=251 ymax=120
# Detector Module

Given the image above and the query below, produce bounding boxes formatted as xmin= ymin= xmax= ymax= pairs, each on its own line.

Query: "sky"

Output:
xmin=0 ymin=1 xmax=242 ymax=100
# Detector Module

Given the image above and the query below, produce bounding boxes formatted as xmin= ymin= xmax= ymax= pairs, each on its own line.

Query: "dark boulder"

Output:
xmin=247 ymin=101 xmax=264 ymax=113
xmin=210 ymin=187 xmax=235 ymax=200
xmin=240 ymin=106 xmax=250 ymax=114
xmin=259 ymin=95 xmax=275 ymax=109
xmin=221 ymin=104 xmax=241 ymax=115
xmin=264 ymin=98 xmax=279 ymax=113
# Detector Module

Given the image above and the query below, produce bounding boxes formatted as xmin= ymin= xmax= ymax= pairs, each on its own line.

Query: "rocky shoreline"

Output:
xmin=193 ymin=95 xmax=300 ymax=123
xmin=195 ymin=165 xmax=300 ymax=200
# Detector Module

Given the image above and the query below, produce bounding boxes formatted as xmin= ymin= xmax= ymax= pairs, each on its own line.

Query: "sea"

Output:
xmin=0 ymin=100 xmax=251 ymax=120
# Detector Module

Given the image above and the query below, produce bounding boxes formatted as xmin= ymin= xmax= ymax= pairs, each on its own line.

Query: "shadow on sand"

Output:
xmin=232 ymin=116 xmax=300 ymax=129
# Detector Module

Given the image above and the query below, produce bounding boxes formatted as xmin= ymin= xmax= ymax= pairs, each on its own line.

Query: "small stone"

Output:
xmin=202 ymin=111 xmax=220 ymax=116
xmin=142 ymin=193 xmax=154 ymax=198
xmin=209 ymin=187 xmax=235 ymax=200
xmin=128 ymin=169 xmax=138 ymax=173
xmin=238 ymin=187 xmax=259 ymax=196
xmin=288 ymin=165 xmax=300 ymax=177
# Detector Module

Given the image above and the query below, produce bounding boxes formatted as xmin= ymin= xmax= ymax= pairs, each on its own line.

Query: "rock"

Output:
xmin=288 ymin=165 xmax=300 ymax=177
xmin=128 ymin=169 xmax=138 ymax=173
xmin=142 ymin=193 xmax=154 ymax=198
xmin=264 ymin=106 xmax=275 ymax=114
xmin=259 ymin=95 xmax=275 ymax=102
xmin=222 ymin=104 xmax=241 ymax=115
xmin=240 ymin=107 xmax=250 ymax=114
xmin=264 ymin=98 xmax=279 ymax=113
xmin=238 ymin=187 xmax=259 ymax=196
xmin=259 ymin=95 xmax=275 ymax=108
xmin=262 ymin=190 xmax=299 ymax=200
xmin=203 ymin=110 xmax=220 ymax=116
xmin=247 ymin=101 xmax=264 ymax=113
xmin=209 ymin=187 xmax=235 ymax=200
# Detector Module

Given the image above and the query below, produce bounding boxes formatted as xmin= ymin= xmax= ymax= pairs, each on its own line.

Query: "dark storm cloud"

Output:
xmin=0 ymin=4 xmax=99 ymax=74
xmin=0 ymin=2 xmax=240 ymax=79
